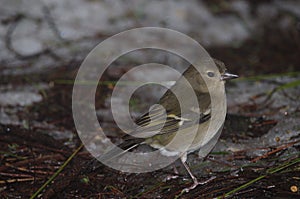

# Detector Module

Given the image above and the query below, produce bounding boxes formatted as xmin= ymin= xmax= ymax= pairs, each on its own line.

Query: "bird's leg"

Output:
xmin=180 ymin=156 xmax=216 ymax=193
xmin=173 ymin=164 xmax=179 ymax=175
xmin=181 ymin=158 xmax=199 ymax=192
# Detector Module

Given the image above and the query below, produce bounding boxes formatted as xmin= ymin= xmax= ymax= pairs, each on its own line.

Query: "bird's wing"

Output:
xmin=124 ymin=74 xmax=212 ymax=140
xmin=125 ymin=103 xmax=210 ymax=139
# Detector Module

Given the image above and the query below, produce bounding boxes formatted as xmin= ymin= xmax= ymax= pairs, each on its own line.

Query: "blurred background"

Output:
xmin=0 ymin=0 xmax=299 ymax=198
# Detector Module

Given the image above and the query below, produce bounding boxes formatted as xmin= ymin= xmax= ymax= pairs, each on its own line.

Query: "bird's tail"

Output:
xmin=81 ymin=138 xmax=144 ymax=174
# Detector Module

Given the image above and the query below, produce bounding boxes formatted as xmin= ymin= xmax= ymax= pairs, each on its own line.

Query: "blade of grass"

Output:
xmin=30 ymin=144 xmax=83 ymax=199
xmin=217 ymin=157 xmax=300 ymax=198
xmin=54 ymin=79 xmax=175 ymax=86
xmin=236 ymin=72 xmax=300 ymax=81
xmin=262 ymin=79 xmax=300 ymax=102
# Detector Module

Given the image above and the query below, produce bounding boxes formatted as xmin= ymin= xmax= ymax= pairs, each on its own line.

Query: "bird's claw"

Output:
xmin=182 ymin=176 xmax=216 ymax=193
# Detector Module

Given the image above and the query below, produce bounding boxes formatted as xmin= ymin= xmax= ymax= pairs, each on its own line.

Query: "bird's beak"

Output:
xmin=221 ymin=72 xmax=238 ymax=81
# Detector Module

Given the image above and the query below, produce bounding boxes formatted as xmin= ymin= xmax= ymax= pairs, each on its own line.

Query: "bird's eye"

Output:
xmin=207 ymin=71 xmax=215 ymax=77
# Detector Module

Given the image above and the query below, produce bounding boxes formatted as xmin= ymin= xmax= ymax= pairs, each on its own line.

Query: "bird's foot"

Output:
xmin=164 ymin=174 xmax=179 ymax=181
xmin=182 ymin=176 xmax=216 ymax=193
xmin=164 ymin=166 xmax=180 ymax=181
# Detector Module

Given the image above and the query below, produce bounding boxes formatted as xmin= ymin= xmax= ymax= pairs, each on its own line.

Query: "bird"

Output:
xmin=93 ymin=59 xmax=238 ymax=192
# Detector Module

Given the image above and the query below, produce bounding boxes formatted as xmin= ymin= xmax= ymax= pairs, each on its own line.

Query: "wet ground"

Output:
xmin=1 ymin=0 xmax=300 ymax=198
